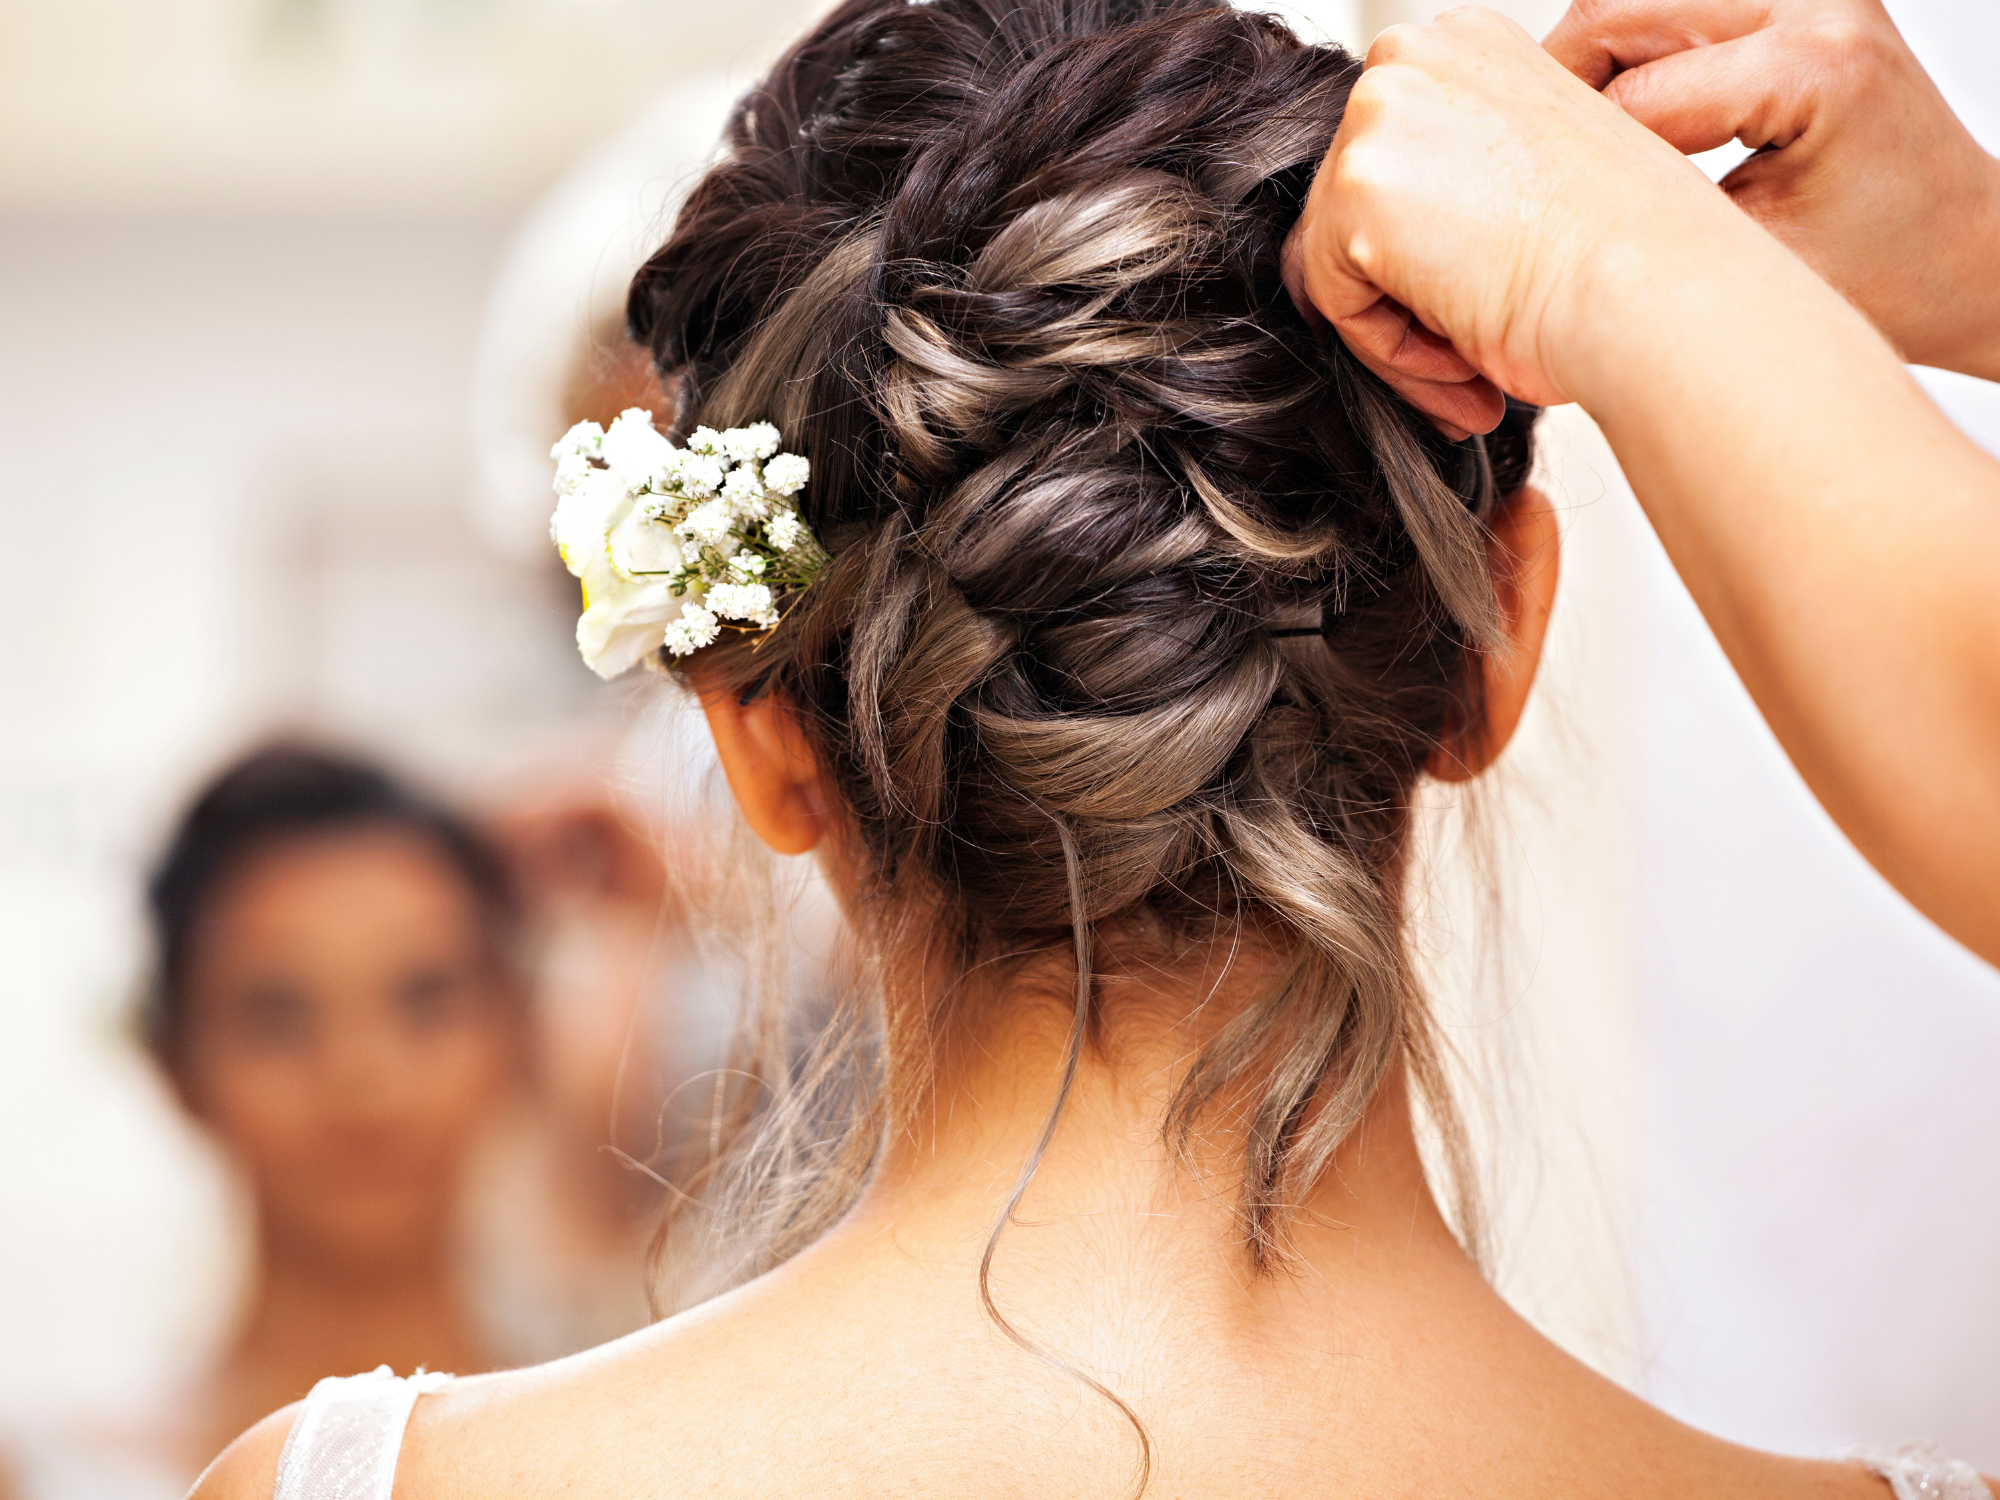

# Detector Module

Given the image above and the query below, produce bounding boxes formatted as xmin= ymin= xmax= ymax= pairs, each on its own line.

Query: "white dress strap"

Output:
xmin=271 ymin=1366 xmax=453 ymax=1500
xmin=1849 ymin=1441 xmax=1989 ymax=1500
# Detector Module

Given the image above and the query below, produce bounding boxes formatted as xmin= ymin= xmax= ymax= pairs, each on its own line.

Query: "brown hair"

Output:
xmin=630 ymin=0 xmax=1537 ymax=1300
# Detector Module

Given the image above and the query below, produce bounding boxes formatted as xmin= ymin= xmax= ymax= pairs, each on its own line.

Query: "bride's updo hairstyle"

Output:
xmin=630 ymin=0 xmax=1537 ymax=1279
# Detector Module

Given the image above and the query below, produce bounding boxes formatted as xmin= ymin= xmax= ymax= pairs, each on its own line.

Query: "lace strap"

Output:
xmin=271 ymin=1366 xmax=452 ymax=1500
xmin=1850 ymin=1441 xmax=1989 ymax=1500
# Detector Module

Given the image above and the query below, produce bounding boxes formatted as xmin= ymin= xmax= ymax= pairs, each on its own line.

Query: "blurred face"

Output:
xmin=175 ymin=826 xmax=522 ymax=1273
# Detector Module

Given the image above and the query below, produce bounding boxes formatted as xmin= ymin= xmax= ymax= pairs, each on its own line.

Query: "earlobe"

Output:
xmin=699 ymin=681 xmax=828 ymax=856
xmin=1428 ymin=485 xmax=1561 ymax=782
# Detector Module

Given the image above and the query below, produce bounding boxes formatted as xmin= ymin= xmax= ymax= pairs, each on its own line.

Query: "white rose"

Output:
xmin=608 ymin=504 xmax=684 ymax=580
xmin=574 ymin=562 xmax=678 ymax=679
xmin=550 ymin=467 xmax=630 ymax=578
xmin=600 ymin=409 xmax=677 ymax=488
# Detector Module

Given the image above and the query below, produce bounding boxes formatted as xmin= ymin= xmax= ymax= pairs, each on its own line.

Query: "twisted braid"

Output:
xmin=631 ymin=0 xmax=1537 ymax=1284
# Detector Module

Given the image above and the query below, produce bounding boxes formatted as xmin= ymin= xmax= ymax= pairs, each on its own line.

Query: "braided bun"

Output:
xmin=631 ymin=0 xmax=1538 ymax=1269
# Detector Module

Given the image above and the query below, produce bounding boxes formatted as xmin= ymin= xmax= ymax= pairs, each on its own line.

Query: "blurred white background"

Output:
xmin=0 ymin=0 xmax=1995 ymax=1475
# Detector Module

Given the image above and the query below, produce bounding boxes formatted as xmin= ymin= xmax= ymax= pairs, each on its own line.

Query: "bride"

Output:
xmin=196 ymin=0 xmax=1993 ymax=1494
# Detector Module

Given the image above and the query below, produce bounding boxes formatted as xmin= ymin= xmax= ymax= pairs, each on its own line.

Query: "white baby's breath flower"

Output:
xmin=729 ymin=552 xmax=767 ymax=578
xmin=552 ymin=449 xmax=594 ymax=496
xmin=722 ymin=463 xmax=766 ymax=507
xmin=550 ymin=420 xmax=603 ymax=463
xmin=765 ymin=509 xmax=804 ymax=552
xmin=600 ymin=409 xmax=677 ymax=488
xmin=663 ymin=604 xmax=720 ymax=658
xmin=676 ymin=499 xmax=735 ymax=549
xmin=687 ymin=426 xmax=723 ymax=455
xmin=706 ymin=581 xmax=777 ymax=627
xmin=763 ymin=452 xmax=810 ymax=496
xmin=677 ymin=452 xmax=725 ymax=498
xmin=721 ymin=424 xmax=780 ymax=464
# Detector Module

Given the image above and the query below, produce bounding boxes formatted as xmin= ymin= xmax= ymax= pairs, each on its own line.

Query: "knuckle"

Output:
xmin=1329 ymin=138 xmax=1398 ymax=210
xmin=1435 ymin=4 xmax=1508 ymax=37
xmin=1365 ymin=22 xmax=1417 ymax=66
xmin=1344 ymin=65 xmax=1393 ymax=119
xmin=1796 ymin=14 xmax=1878 ymax=73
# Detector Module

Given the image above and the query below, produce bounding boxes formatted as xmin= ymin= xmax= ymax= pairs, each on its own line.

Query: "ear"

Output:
xmin=1281 ymin=224 xmax=1504 ymax=441
xmin=697 ymin=680 xmax=828 ymax=856
xmin=1429 ymin=485 xmax=1562 ymax=782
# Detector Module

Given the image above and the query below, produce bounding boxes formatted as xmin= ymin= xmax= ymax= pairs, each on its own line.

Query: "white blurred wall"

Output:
xmin=0 ymin=0 xmax=816 ymax=1417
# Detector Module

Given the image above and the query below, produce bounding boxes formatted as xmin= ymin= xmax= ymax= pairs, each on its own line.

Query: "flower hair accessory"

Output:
xmin=548 ymin=409 xmax=827 ymax=679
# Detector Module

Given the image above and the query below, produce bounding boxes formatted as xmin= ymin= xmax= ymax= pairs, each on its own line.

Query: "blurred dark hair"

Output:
xmin=143 ymin=744 xmax=515 ymax=1059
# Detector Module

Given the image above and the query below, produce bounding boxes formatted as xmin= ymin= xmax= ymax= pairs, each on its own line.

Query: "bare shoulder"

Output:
xmin=188 ymin=1403 xmax=299 ymax=1500
xmin=386 ymin=1255 xmax=921 ymax=1500
xmin=389 ymin=1296 xmax=789 ymax=1499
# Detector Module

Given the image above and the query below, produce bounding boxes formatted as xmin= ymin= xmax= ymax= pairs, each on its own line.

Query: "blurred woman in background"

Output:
xmin=2 ymin=748 xmax=529 ymax=1499
xmin=142 ymin=746 xmax=526 ymax=1470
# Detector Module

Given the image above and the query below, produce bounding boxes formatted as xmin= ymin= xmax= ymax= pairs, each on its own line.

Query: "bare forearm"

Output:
xmin=1567 ymin=216 xmax=2000 ymax=961
xmin=1940 ymin=151 xmax=2000 ymax=382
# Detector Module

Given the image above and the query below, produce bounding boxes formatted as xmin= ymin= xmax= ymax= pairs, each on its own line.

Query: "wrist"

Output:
xmin=1892 ymin=146 xmax=2000 ymax=380
xmin=1953 ymin=152 xmax=2000 ymax=382
xmin=1543 ymin=193 xmax=1770 ymax=414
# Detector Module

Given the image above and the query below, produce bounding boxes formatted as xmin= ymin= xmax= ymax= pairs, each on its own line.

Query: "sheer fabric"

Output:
xmin=271 ymin=1367 xmax=452 ymax=1500
xmin=1851 ymin=1441 xmax=1991 ymax=1500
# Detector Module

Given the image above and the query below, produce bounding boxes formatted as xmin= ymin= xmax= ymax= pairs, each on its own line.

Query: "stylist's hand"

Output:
xmin=1282 ymin=7 xmax=1741 ymax=416
xmin=1546 ymin=0 xmax=2000 ymax=380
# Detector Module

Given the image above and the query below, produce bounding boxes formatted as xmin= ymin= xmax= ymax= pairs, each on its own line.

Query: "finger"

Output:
xmin=1544 ymin=0 xmax=1768 ymax=90
xmin=1603 ymin=29 xmax=1816 ymax=155
xmin=1333 ymin=300 xmax=1506 ymax=438
xmin=1337 ymin=296 xmax=1483 ymax=385
xmin=1279 ymin=218 xmax=1328 ymax=333
xmin=1284 ymin=212 xmax=1391 ymax=328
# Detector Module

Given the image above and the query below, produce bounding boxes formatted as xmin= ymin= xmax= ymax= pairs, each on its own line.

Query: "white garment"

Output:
xmin=1850 ymin=1442 xmax=1992 ymax=1500
xmin=269 ymin=1368 xmax=1990 ymax=1500
xmin=271 ymin=1368 xmax=451 ymax=1500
